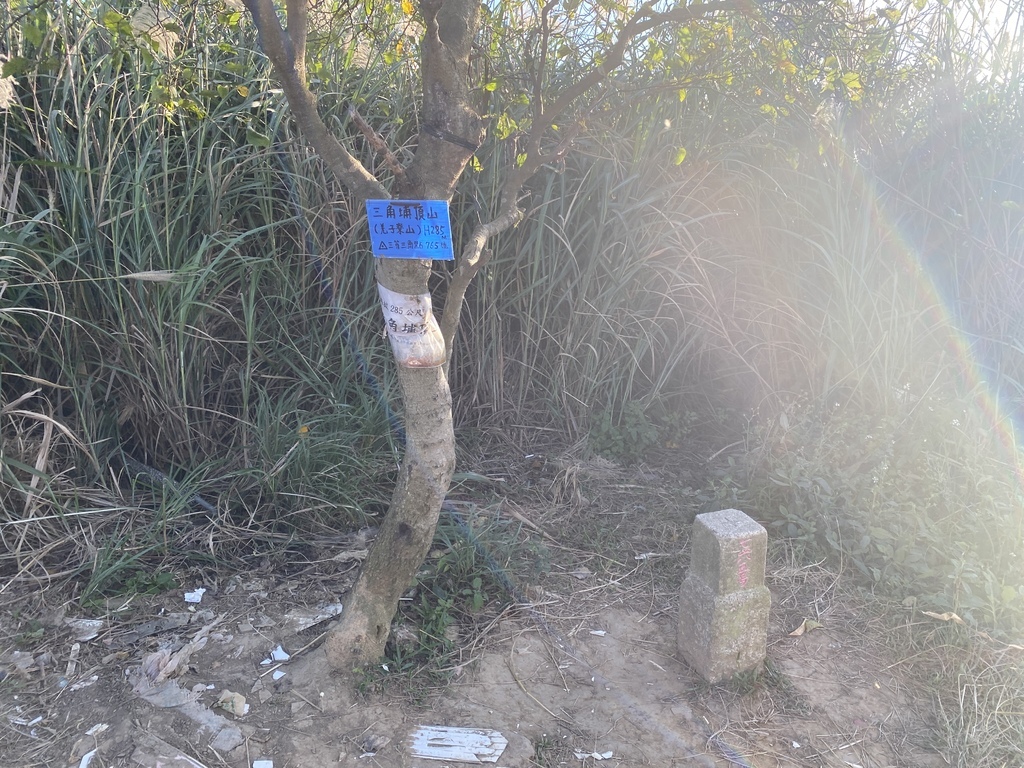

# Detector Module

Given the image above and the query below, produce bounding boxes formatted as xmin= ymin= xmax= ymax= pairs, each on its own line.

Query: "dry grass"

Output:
xmin=1 ymin=436 xmax=1021 ymax=766
xmin=482 ymin=449 xmax=1022 ymax=768
xmin=882 ymin=612 xmax=1024 ymax=766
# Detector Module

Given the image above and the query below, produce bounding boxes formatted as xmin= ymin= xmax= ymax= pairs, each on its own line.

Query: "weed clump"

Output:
xmin=356 ymin=507 xmax=519 ymax=695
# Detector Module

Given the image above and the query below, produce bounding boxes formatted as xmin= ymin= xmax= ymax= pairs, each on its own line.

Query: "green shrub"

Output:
xmin=589 ymin=401 xmax=660 ymax=463
xmin=741 ymin=389 xmax=1024 ymax=634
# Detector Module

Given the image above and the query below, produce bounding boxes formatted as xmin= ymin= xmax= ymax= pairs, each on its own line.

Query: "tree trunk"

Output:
xmin=324 ymin=362 xmax=455 ymax=667
xmin=320 ymin=0 xmax=483 ymax=670
xmin=242 ymin=0 xmax=734 ymax=673
xmin=323 ymin=253 xmax=458 ymax=668
xmin=242 ymin=0 xmax=483 ymax=669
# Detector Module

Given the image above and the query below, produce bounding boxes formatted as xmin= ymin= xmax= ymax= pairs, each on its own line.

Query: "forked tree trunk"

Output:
xmin=320 ymin=0 xmax=484 ymax=669
xmin=242 ymin=0 xmax=483 ymax=670
xmin=242 ymin=0 xmax=736 ymax=672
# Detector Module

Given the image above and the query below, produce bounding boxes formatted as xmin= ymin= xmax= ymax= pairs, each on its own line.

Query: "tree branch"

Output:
xmin=438 ymin=1 xmax=743 ymax=357
xmin=348 ymin=105 xmax=407 ymax=184
xmin=439 ymin=178 xmax=525 ymax=364
xmin=243 ymin=0 xmax=386 ymax=204
xmin=400 ymin=0 xmax=485 ymax=200
xmin=537 ymin=1 xmax=741 ymax=139
xmin=533 ymin=0 xmax=558 ymax=126
xmin=285 ymin=0 xmax=308 ymax=83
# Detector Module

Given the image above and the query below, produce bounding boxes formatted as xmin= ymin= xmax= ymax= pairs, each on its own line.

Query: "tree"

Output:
xmin=240 ymin=0 xmax=748 ymax=671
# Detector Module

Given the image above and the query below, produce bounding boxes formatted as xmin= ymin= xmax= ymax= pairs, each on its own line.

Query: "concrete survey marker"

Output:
xmin=678 ymin=508 xmax=770 ymax=683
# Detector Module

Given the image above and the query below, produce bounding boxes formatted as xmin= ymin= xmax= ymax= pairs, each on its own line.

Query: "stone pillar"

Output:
xmin=678 ymin=509 xmax=770 ymax=683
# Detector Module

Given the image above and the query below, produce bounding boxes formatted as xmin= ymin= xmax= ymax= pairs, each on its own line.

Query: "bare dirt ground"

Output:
xmin=1 ymin=453 xmax=949 ymax=768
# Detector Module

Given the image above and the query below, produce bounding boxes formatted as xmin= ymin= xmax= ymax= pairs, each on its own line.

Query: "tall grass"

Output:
xmin=2 ymin=0 xmax=1022 ymax=639
xmin=435 ymin=0 xmax=1024 ymax=633
xmin=450 ymin=99 xmax=736 ymax=437
xmin=0 ymin=1 xmax=420 ymax=593
xmin=647 ymin=125 xmax=1024 ymax=635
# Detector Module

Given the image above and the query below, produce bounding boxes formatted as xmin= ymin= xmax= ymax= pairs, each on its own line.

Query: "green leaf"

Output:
xmin=672 ymin=147 xmax=687 ymax=165
xmin=677 ymin=88 xmax=687 ymax=102
xmin=646 ymin=39 xmax=664 ymax=66
xmin=23 ymin=22 xmax=44 ymax=46
xmin=101 ymin=10 xmax=130 ymax=37
xmin=246 ymin=128 xmax=272 ymax=148
xmin=495 ymin=112 xmax=517 ymax=141
xmin=218 ymin=9 xmax=243 ymax=27
xmin=150 ymin=82 xmax=175 ymax=106
xmin=841 ymin=71 xmax=863 ymax=101
xmin=483 ymin=79 xmax=498 ymax=92
xmin=1 ymin=56 xmax=33 ymax=78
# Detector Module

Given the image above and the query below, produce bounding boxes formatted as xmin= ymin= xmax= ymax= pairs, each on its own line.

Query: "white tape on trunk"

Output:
xmin=376 ymin=283 xmax=446 ymax=368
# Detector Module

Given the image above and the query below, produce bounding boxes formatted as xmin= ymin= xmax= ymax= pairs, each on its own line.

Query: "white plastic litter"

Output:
xmin=574 ymin=750 xmax=614 ymax=760
xmin=65 ymin=643 xmax=82 ymax=678
xmin=69 ymin=675 xmax=99 ymax=691
xmin=260 ymin=645 xmax=290 ymax=665
xmin=65 ymin=618 xmax=104 ymax=641
xmin=287 ymin=602 xmax=345 ymax=633
xmin=407 ymin=725 xmax=508 ymax=763
xmin=184 ymin=588 xmax=206 ymax=604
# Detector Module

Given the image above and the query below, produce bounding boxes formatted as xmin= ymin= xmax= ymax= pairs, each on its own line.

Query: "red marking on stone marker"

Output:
xmin=737 ymin=538 xmax=752 ymax=587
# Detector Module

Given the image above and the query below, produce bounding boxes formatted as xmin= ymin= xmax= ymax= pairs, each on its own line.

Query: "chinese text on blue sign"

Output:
xmin=366 ymin=200 xmax=454 ymax=260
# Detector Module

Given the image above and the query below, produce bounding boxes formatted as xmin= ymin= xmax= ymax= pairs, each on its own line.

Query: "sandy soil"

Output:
xmin=1 ymin=461 xmax=948 ymax=768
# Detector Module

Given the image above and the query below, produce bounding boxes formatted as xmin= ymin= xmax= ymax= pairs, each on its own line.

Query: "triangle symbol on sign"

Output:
xmin=378 ymin=241 xmax=388 ymax=250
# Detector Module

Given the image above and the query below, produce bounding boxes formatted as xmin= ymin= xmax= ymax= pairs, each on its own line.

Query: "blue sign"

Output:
xmin=366 ymin=199 xmax=454 ymax=260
